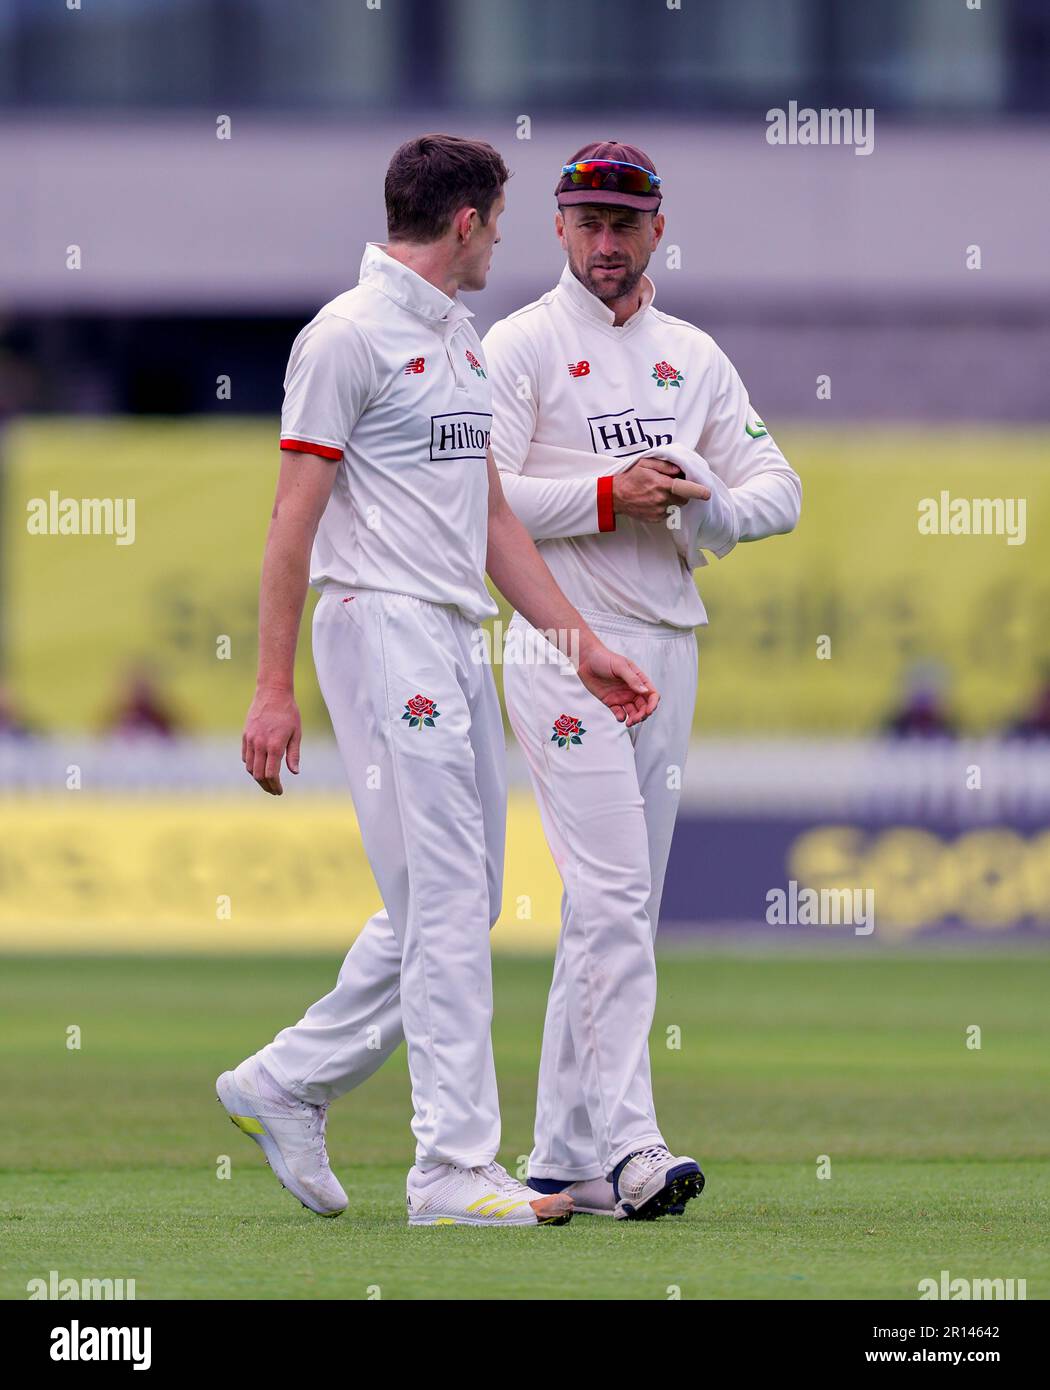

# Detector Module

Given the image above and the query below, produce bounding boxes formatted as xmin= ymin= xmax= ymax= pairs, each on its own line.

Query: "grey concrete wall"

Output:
xmin=3 ymin=116 xmax=1047 ymax=309
xmin=3 ymin=116 xmax=1048 ymax=418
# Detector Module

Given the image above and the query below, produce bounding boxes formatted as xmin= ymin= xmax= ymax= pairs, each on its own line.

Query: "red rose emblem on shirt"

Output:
xmin=652 ymin=360 xmax=684 ymax=388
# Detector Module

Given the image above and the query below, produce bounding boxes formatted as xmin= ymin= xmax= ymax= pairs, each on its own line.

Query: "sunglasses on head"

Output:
xmin=560 ymin=159 xmax=662 ymax=194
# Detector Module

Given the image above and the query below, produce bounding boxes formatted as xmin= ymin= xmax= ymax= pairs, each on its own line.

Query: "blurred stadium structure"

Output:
xmin=1 ymin=0 xmax=1048 ymax=948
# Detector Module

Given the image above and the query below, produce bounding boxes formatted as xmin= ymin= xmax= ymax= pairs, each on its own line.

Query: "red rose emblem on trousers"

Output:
xmin=551 ymin=712 xmax=586 ymax=748
xmin=407 ymin=694 xmax=435 ymax=719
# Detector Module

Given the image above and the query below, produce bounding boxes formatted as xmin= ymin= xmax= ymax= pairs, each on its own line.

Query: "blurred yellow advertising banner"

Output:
xmin=0 ymin=795 xmax=563 ymax=953
xmin=2 ymin=419 xmax=1049 ymax=734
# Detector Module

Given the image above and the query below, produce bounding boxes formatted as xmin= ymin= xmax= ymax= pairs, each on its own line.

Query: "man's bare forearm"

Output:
xmin=255 ymin=453 xmax=338 ymax=692
xmin=256 ymin=517 xmax=313 ymax=692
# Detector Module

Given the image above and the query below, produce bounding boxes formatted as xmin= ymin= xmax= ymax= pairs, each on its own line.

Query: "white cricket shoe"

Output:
xmin=216 ymin=1058 xmax=348 ymax=1217
xmin=612 ymin=1146 xmax=705 ymax=1220
xmin=407 ymin=1161 xmax=573 ymax=1227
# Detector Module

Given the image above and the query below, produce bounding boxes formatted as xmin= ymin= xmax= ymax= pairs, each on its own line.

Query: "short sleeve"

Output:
xmin=279 ymin=313 xmax=376 ymax=461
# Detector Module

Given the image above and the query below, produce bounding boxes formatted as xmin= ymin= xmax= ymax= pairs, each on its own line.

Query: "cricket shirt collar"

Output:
xmin=359 ymin=242 xmax=474 ymax=328
xmin=556 ymin=260 xmax=656 ymax=334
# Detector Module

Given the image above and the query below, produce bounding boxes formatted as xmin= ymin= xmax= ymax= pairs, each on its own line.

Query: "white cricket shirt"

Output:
xmin=483 ymin=263 xmax=801 ymax=629
xmin=280 ymin=243 xmax=497 ymax=623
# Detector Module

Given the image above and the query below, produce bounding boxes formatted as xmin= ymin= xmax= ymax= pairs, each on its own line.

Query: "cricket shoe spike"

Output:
xmin=216 ymin=1058 xmax=348 ymax=1217
xmin=611 ymin=1145 xmax=705 ymax=1220
xmin=528 ymin=1174 xmax=616 ymax=1216
xmin=407 ymin=1161 xmax=573 ymax=1227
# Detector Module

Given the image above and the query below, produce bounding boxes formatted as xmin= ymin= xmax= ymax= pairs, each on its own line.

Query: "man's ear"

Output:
xmin=554 ymin=209 xmax=567 ymax=247
xmin=452 ymin=206 xmax=477 ymax=243
xmin=651 ymin=212 xmax=666 ymax=249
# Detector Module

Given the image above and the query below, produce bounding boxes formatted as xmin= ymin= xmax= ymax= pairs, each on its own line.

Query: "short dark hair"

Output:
xmin=385 ymin=134 xmax=509 ymax=243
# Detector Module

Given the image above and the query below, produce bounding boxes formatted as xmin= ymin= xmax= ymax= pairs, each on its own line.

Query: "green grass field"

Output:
xmin=1 ymin=952 xmax=1047 ymax=1301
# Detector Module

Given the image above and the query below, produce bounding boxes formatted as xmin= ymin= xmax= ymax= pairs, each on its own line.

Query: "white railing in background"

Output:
xmin=1 ymin=734 xmax=1047 ymax=821
xmin=681 ymin=738 xmax=1050 ymax=820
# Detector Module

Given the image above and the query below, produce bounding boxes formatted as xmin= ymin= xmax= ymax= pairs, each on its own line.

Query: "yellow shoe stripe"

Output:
xmin=480 ymin=1197 xmax=528 ymax=1217
xmin=487 ymin=1199 xmax=529 ymax=1219
xmin=465 ymin=1193 xmax=500 ymax=1213
xmin=462 ymin=1194 xmax=534 ymax=1220
xmin=232 ymin=1114 xmax=265 ymax=1135
xmin=472 ymin=1199 xmax=508 ymax=1216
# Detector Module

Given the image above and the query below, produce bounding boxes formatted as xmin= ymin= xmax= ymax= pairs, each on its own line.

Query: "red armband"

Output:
xmin=597 ymin=475 xmax=616 ymax=532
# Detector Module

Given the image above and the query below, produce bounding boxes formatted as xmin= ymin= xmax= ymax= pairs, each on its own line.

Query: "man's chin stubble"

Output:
xmin=585 ymin=268 xmax=641 ymax=303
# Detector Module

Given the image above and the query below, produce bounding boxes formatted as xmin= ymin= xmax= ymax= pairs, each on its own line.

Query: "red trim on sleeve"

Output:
xmin=597 ymin=475 xmax=616 ymax=532
xmin=280 ymin=438 xmax=342 ymax=461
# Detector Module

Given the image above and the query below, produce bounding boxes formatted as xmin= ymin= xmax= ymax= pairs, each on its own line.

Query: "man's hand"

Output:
xmin=611 ymin=456 xmax=711 ymax=522
xmin=242 ymin=685 xmax=302 ymax=795
xmin=577 ymin=642 xmax=660 ymax=727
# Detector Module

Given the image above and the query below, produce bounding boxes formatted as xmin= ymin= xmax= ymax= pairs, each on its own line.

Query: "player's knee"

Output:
xmin=577 ymin=866 xmax=653 ymax=941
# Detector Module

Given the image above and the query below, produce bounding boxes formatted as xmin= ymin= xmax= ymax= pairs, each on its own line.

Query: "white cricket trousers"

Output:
xmin=258 ymin=586 xmax=507 ymax=1170
xmin=502 ymin=609 xmax=698 ymax=1180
